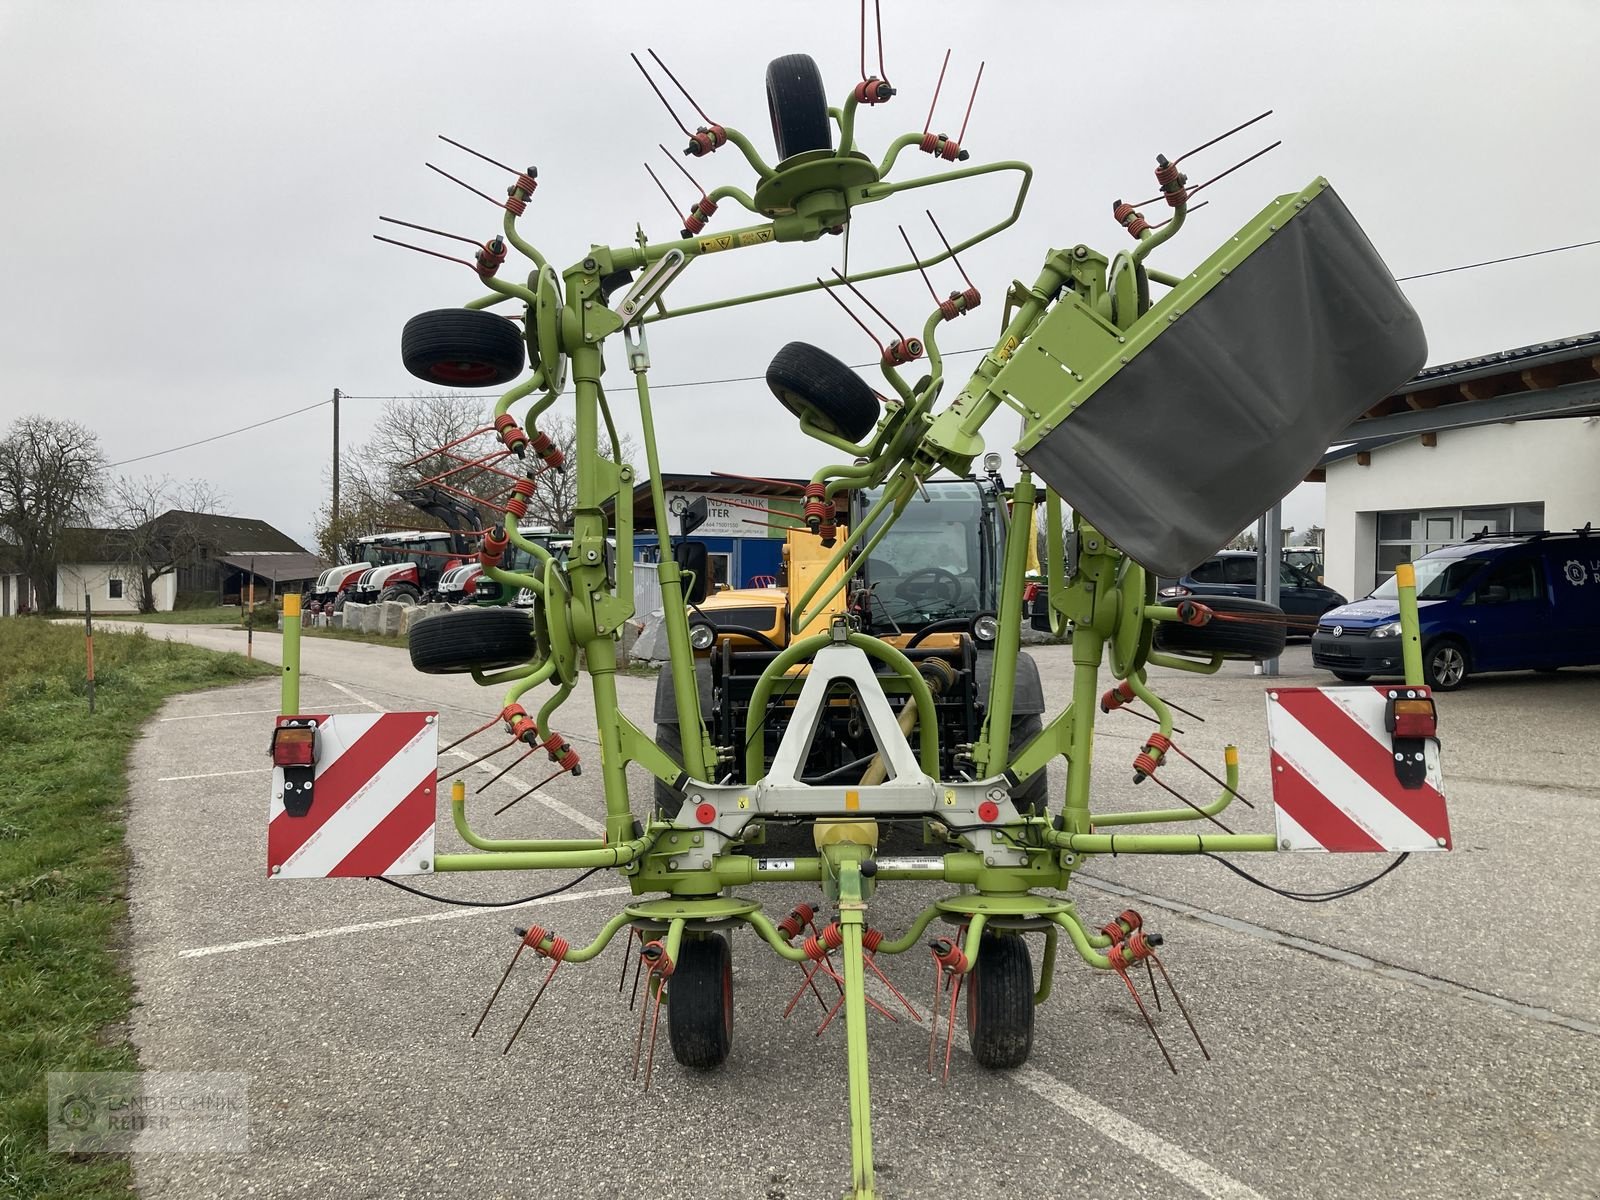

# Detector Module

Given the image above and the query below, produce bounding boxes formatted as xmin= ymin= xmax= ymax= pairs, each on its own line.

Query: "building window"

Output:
xmin=108 ymin=578 xmax=124 ymax=600
xmin=1373 ymin=503 xmax=1545 ymax=586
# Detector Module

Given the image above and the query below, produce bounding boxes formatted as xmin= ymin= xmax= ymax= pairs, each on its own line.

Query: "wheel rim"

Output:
xmin=429 ymin=359 xmax=498 ymax=383
xmin=1432 ymin=646 xmax=1465 ymax=686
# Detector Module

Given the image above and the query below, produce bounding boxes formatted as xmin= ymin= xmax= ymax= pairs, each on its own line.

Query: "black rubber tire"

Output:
xmin=1331 ymin=670 xmax=1371 ymax=683
xmin=1153 ymin=596 xmax=1287 ymax=662
xmin=668 ymin=934 xmax=733 ymax=1070
xmin=407 ymin=607 xmax=536 ymax=675
xmin=653 ymin=720 xmax=685 ymax=817
xmin=401 ymin=309 xmax=526 ymax=388
xmin=766 ymin=341 xmax=881 ymax=443
xmin=1422 ymin=638 xmax=1470 ymax=691
xmin=1009 ymin=714 xmax=1048 ymax=815
xmin=332 ymin=593 xmax=348 ymax=614
xmin=765 ymin=54 xmax=831 ymax=163
xmin=966 ymin=933 xmax=1034 ymax=1069
xmin=379 ymin=583 xmax=420 ymax=606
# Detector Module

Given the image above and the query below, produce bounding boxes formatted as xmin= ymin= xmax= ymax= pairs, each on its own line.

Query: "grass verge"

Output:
xmin=0 ymin=618 xmax=274 ymax=1198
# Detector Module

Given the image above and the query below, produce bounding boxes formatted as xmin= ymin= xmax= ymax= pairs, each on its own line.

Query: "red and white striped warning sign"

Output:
xmin=1265 ymin=687 xmax=1451 ymax=853
xmin=267 ymin=712 xmax=438 ymax=878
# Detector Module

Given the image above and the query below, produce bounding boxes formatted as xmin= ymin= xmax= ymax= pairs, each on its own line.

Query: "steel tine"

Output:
xmin=941 ymin=974 xmax=963 ymax=1083
xmin=618 ymin=927 xmax=638 ymax=994
xmin=643 ymin=979 xmax=667 ymax=1091
xmin=1145 ymin=958 xmax=1163 ymax=1011
xmin=472 ymin=937 xmax=527 ymax=1038
xmin=927 ymin=959 xmax=945 ymax=1072
xmin=1115 ymin=966 xmax=1176 ymax=1074
xmin=1150 ymin=952 xmax=1210 ymax=1060
xmin=501 ymin=956 xmax=561 ymax=1056
xmin=866 ymin=955 xmax=922 ymax=1022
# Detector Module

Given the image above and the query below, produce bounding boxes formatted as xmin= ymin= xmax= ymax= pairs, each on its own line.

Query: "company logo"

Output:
xmin=1331 ymin=625 xmax=1343 ymax=637
xmin=1565 ymin=560 xmax=1589 ymax=587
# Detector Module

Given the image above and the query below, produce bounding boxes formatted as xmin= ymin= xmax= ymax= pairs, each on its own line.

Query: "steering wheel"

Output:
xmin=897 ymin=566 xmax=963 ymax=607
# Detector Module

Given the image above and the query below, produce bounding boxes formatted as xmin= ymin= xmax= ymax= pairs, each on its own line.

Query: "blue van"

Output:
xmin=1311 ymin=531 xmax=1600 ymax=689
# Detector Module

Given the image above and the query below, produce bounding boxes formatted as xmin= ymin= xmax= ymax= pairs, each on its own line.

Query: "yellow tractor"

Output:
xmin=653 ymin=465 xmax=1047 ymax=816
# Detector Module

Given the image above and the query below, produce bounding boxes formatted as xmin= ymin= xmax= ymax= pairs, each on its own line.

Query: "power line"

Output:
xmin=1396 ymin=237 xmax=1600 ymax=282
xmin=109 ymin=399 xmax=332 ymax=468
xmin=102 ymin=235 xmax=1600 ymax=468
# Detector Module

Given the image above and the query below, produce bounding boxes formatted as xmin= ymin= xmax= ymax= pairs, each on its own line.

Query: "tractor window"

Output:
xmin=858 ymin=483 xmax=985 ymax=622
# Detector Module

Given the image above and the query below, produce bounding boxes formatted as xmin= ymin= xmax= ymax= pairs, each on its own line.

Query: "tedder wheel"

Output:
xmin=653 ymin=720 xmax=684 ymax=817
xmin=401 ymin=309 xmax=526 ymax=388
xmin=966 ymin=932 xmax=1034 ymax=1069
xmin=766 ymin=341 xmax=881 ymax=443
xmin=765 ymin=53 xmax=831 ymax=163
xmin=1008 ymin=713 xmax=1048 ymax=815
xmin=668 ymin=934 xmax=734 ymax=1070
xmin=379 ymin=583 xmax=420 ymax=606
xmin=1331 ymin=670 xmax=1371 ymax=683
xmin=408 ymin=607 xmax=536 ymax=675
xmin=1153 ymin=595 xmax=1287 ymax=662
xmin=1423 ymin=638 xmax=1470 ymax=691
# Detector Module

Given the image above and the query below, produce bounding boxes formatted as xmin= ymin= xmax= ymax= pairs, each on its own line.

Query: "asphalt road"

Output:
xmin=115 ymin=623 xmax=1600 ymax=1199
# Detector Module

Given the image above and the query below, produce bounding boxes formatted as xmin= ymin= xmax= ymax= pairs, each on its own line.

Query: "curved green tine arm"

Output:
xmin=875 ymin=131 xmax=922 ymax=177
xmin=708 ymin=183 xmax=761 ymax=217
xmin=478 ymin=271 xmax=538 ymax=307
xmin=1125 ymin=671 xmax=1174 ymax=756
xmin=448 ymin=783 xmax=604 ymax=853
xmin=718 ymin=125 xmax=777 ymax=184
xmin=742 ymin=910 xmax=812 ymax=963
xmin=502 ymin=207 xmax=546 ymax=272
xmin=1092 ymin=744 xmax=1242 ymax=827
xmin=495 ymin=371 xmax=547 ymax=423
xmin=798 ymin=411 xmax=875 ymax=458
xmin=868 ymin=903 xmax=946 ymax=955
xmin=535 ymin=682 xmax=574 ymax=736
xmin=1049 ymin=908 xmax=1113 ymax=970
xmin=1131 ymin=198 xmax=1187 ymax=264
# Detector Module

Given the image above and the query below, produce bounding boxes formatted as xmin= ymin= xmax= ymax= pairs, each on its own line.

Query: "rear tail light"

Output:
xmin=271 ymin=725 xmax=317 ymax=767
xmin=1386 ymin=692 xmax=1437 ymax=739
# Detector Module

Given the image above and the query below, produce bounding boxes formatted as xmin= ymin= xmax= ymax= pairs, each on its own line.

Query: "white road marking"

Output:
xmin=177 ymin=884 xmax=631 ymax=959
xmin=160 ymin=768 xmax=271 ymax=782
xmin=326 ymin=678 xmax=385 ymax=712
xmin=1014 ymin=1067 xmax=1270 ymax=1200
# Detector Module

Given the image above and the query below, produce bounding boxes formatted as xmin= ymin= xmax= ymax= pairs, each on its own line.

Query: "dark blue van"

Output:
xmin=1311 ymin=531 xmax=1600 ymax=689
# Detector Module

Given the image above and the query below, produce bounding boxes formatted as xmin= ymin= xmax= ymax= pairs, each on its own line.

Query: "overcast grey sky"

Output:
xmin=2 ymin=0 xmax=1596 ymax=550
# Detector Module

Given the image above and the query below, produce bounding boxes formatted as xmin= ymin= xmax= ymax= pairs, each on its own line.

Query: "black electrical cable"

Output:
xmin=1200 ymin=851 xmax=1410 ymax=903
xmin=367 ymin=865 xmax=605 ymax=907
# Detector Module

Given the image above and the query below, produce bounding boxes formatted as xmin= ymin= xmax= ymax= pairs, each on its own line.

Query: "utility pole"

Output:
xmin=331 ymin=388 xmax=342 ymax=536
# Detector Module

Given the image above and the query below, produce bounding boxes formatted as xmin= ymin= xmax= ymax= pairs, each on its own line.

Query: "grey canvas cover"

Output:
xmin=1018 ymin=186 xmax=1426 ymax=578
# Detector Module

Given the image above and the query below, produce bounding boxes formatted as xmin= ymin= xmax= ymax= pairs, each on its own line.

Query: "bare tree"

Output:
xmin=109 ymin=476 xmax=227 ymax=613
xmin=312 ymin=396 xmax=635 ymax=558
xmin=0 ymin=416 xmax=107 ymax=610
